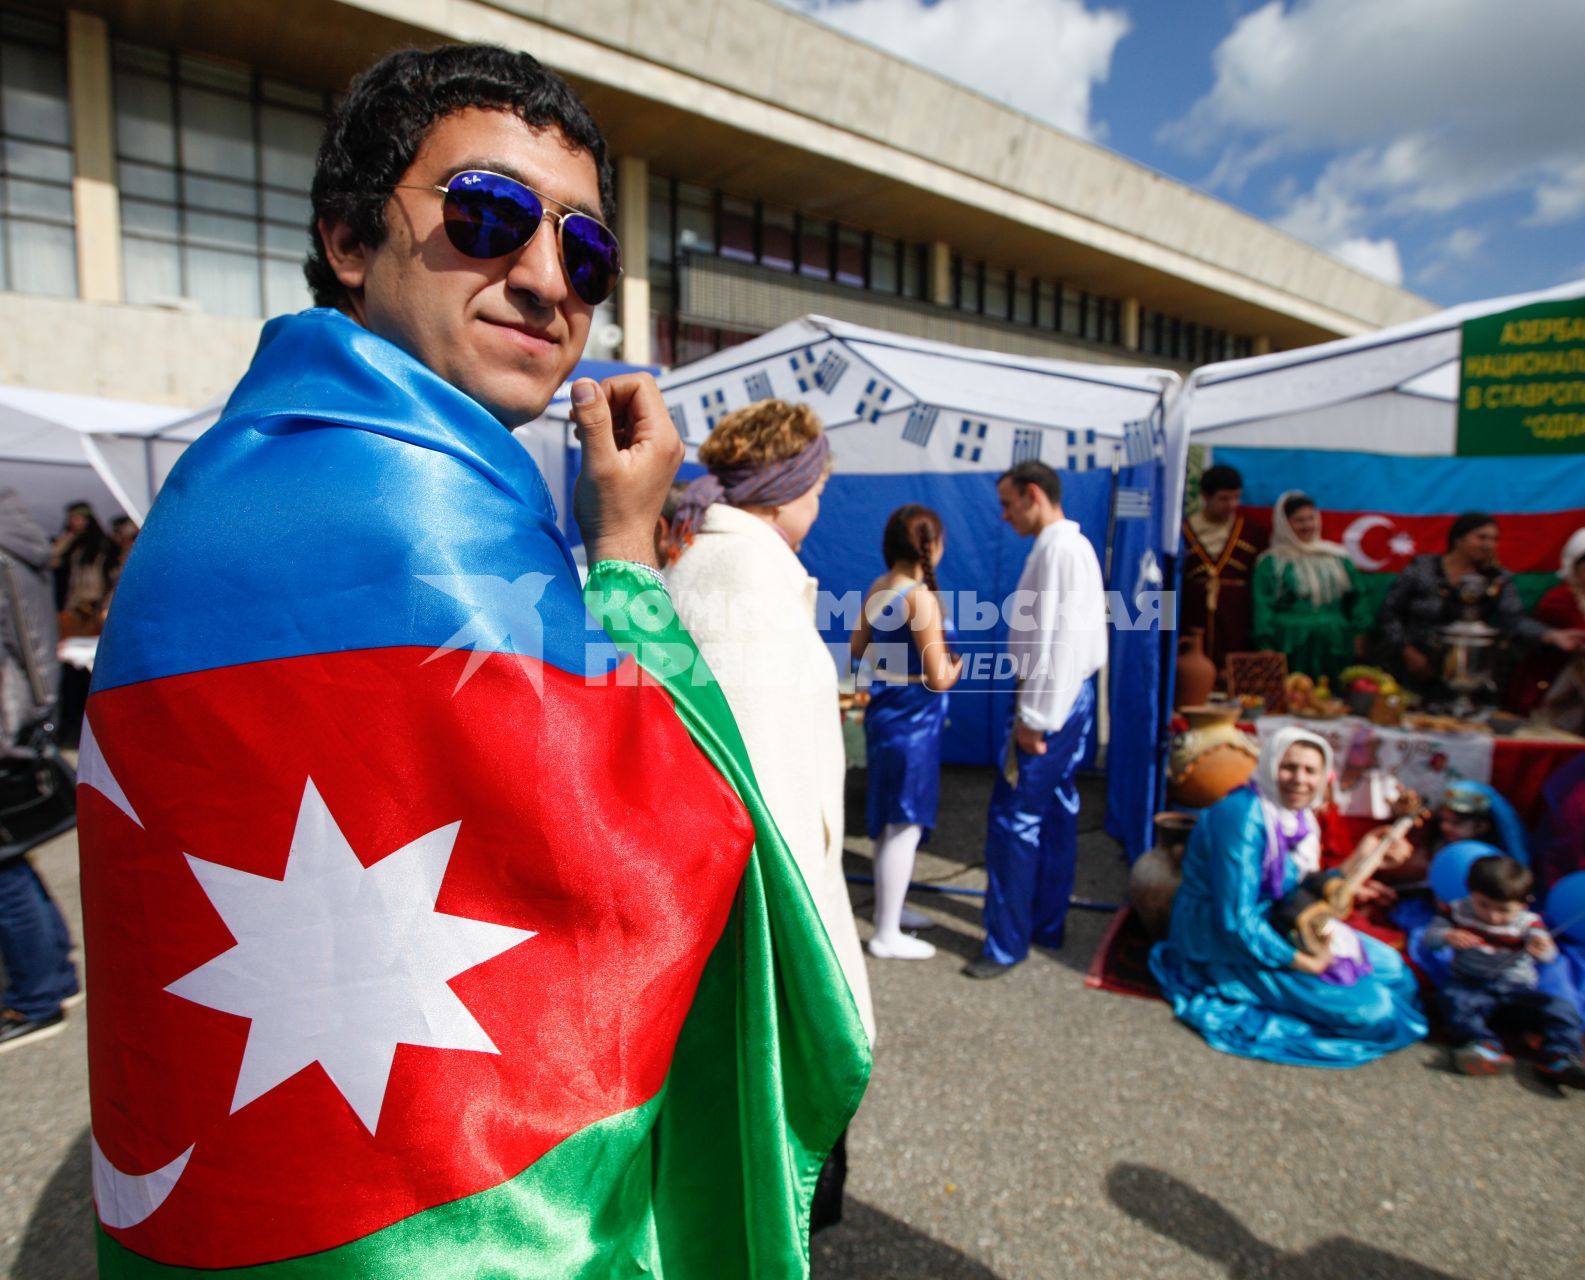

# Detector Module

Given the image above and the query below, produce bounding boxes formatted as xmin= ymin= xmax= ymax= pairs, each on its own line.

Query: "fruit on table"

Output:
xmin=1284 ymin=672 xmax=1315 ymax=710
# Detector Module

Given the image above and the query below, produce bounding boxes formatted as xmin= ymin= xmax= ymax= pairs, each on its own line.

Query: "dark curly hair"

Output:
xmin=304 ymin=43 xmax=614 ymax=308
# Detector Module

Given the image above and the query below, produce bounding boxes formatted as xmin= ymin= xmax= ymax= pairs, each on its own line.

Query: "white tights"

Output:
xmin=868 ymin=822 xmax=935 ymax=960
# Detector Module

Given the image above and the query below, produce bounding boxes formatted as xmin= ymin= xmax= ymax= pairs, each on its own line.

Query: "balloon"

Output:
xmin=1429 ymin=840 xmax=1503 ymax=905
xmin=1544 ymin=871 xmax=1585 ymax=942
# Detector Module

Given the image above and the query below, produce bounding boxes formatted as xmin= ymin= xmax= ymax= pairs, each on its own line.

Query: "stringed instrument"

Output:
xmin=1270 ymin=791 xmax=1426 ymax=956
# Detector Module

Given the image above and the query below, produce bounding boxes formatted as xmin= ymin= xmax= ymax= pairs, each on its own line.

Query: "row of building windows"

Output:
xmin=1 ymin=8 xmax=1257 ymax=364
xmin=643 ymin=173 xmax=1252 ymax=365
xmin=113 ymin=40 xmax=325 ymax=319
xmin=646 ymin=176 xmax=933 ymax=307
xmin=1139 ymin=308 xmax=1253 ymax=364
xmin=0 ymin=10 xmax=77 ymax=297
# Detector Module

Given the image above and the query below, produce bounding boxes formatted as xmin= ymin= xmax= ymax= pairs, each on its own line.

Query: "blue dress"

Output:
xmin=1149 ymin=787 xmax=1427 ymax=1068
xmin=863 ymin=581 xmax=952 ymax=839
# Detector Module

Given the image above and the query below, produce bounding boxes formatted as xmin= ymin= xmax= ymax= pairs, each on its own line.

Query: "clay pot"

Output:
xmin=1129 ymin=811 xmax=1200 ymax=939
xmin=1175 ymin=628 xmax=1216 ymax=710
xmin=1167 ymin=704 xmax=1259 ymax=808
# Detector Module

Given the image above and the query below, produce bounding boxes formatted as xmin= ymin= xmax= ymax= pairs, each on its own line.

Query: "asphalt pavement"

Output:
xmin=4 ymin=766 xmax=1582 ymax=1279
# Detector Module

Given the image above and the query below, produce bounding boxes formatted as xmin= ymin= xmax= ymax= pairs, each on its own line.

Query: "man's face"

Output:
xmin=1201 ymin=487 xmax=1241 ymax=524
xmin=324 ymin=108 xmax=600 ymax=424
xmin=996 ymin=478 xmax=1039 ymax=536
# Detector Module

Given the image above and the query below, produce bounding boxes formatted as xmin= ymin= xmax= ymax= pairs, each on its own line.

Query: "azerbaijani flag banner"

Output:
xmin=1219 ymin=446 xmax=1585 ymax=613
xmin=81 ymin=309 xmax=869 ymax=1278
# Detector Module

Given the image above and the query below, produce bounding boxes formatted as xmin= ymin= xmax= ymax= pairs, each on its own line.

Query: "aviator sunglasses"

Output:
xmin=398 ymin=170 xmax=622 ymax=306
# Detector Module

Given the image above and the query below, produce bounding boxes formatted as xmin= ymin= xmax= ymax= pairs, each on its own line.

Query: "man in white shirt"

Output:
xmin=966 ymin=461 xmax=1108 ymax=979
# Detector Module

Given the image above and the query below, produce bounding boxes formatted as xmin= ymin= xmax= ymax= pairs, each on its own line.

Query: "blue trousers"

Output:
xmin=1439 ymin=978 xmax=1583 ymax=1060
xmin=0 ymin=857 xmax=79 ymax=1019
xmin=980 ymin=682 xmax=1094 ymax=965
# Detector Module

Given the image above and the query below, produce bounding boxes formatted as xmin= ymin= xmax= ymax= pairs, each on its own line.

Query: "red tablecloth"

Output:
xmin=1489 ymin=736 xmax=1585 ymax=824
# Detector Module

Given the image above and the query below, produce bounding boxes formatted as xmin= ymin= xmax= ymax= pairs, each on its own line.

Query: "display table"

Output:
xmin=1253 ymin=715 xmax=1585 ymax=824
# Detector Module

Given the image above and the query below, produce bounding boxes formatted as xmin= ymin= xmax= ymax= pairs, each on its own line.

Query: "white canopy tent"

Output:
xmin=540 ymin=315 xmax=1182 ymax=854
xmin=0 ymin=385 xmax=220 ymax=531
xmin=1164 ymin=276 xmax=1585 ymax=535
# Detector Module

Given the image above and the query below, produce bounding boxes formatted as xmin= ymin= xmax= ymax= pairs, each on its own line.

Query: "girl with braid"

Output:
xmin=850 ymin=505 xmax=962 ymax=959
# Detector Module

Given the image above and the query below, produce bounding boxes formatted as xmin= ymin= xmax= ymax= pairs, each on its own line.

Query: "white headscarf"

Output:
xmin=1262 ymin=490 xmax=1353 ymax=605
xmin=1253 ymin=725 xmax=1334 ymax=880
xmin=1558 ymin=527 xmax=1585 ymax=580
xmin=1255 ymin=725 xmax=1334 ymax=812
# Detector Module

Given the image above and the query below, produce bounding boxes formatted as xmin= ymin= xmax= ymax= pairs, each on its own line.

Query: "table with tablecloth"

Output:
xmin=1254 ymin=715 xmax=1585 ymax=825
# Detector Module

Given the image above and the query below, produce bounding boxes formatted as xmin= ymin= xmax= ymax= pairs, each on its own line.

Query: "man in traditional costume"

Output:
xmin=80 ymin=44 xmax=866 ymax=1280
xmin=1181 ymin=463 xmax=1266 ymax=680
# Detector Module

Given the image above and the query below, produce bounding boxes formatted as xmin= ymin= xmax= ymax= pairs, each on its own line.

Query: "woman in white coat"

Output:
xmin=666 ymin=401 xmax=874 ymax=1047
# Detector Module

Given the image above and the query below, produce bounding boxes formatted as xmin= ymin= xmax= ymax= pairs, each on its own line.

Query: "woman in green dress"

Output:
xmin=1252 ymin=491 xmax=1370 ymax=683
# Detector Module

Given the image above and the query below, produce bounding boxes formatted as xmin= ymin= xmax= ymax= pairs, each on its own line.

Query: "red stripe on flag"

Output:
xmin=82 ymin=647 xmax=753 ymax=1269
xmin=1245 ymin=507 xmax=1584 ymax=575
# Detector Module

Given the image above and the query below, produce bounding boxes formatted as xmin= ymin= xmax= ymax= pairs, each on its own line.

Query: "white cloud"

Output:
xmin=777 ymin=0 xmax=1130 ymax=140
xmin=1331 ymin=239 xmax=1403 ymax=286
xmin=1530 ymin=161 xmax=1585 ymax=227
xmin=1415 ymin=226 xmax=1487 ymax=285
xmin=1268 ymin=159 xmax=1403 ymax=284
xmin=1166 ymin=0 xmax=1585 ymax=271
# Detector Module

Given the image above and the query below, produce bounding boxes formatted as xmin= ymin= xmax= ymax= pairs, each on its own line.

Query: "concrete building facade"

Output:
xmin=0 ymin=0 xmax=1436 ymax=409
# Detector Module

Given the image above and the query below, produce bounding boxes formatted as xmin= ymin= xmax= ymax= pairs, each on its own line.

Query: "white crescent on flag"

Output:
xmin=1342 ymin=514 xmax=1395 ymax=570
xmin=92 ymin=1137 xmax=195 ymax=1230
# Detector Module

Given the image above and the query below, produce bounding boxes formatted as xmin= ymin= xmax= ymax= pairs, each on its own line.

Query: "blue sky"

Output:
xmin=773 ymin=0 xmax=1585 ymax=307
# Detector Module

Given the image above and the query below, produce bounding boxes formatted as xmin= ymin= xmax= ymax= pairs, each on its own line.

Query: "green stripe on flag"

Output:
xmin=584 ymin=561 xmax=871 ymax=1279
xmin=99 ymin=1096 xmax=666 ymax=1277
xmin=1355 ymin=571 xmax=1556 ymax=617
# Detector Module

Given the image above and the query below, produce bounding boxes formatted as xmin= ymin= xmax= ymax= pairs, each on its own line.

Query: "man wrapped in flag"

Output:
xmin=80 ymin=44 xmax=868 ymax=1278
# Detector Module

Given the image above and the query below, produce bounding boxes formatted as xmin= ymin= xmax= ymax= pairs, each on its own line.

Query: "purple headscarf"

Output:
xmin=669 ymin=432 xmax=831 ymax=557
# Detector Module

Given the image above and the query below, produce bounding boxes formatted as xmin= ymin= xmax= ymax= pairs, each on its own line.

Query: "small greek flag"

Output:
xmin=787 ymin=346 xmax=849 ymax=394
xmin=667 ymin=402 xmax=690 ymax=440
xmin=701 ymin=387 xmax=728 ymax=431
xmin=1011 ymin=428 xmax=1042 ymax=464
xmin=902 ymin=405 xmax=938 ymax=447
xmin=954 ymin=419 xmax=988 ymax=464
xmin=744 ymin=370 xmax=773 ymax=402
xmin=1123 ymin=418 xmax=1158 ymax=466
xmin=854 ymin=377 xmax=894 ymax=423
xmin=1065 ymin=428 xmax=1098 ymax=471
xmin=1115 ymin=487 xmax=1152 ymax=520
xmin=814 ymin=350 xmax=849 ymax=393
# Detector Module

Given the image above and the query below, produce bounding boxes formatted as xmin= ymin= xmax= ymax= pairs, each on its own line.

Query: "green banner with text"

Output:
xmin=1457 ymin=297 xmax=1585 ymax=455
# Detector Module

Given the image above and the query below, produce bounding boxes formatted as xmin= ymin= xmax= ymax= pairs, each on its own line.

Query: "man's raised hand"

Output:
xmin=570 ymin=374 xmax=684 ymax=568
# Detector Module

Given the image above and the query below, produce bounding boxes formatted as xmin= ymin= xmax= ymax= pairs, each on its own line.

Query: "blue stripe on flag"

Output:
xmin=1214 ymin=447 xmax=1585 ymax=516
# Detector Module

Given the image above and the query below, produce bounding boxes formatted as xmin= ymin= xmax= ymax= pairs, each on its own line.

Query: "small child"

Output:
xmin=1424 ymin=854 xmax=1585 ymax=1085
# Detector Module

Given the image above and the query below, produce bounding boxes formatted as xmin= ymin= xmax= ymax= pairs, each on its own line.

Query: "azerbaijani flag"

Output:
xmin=1220 ymin=447 xmax=1585 ymax=613
xmin=80 ymin=309 xmax=868 ymax=1278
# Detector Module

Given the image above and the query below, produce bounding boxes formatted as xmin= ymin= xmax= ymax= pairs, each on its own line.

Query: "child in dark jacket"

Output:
xmin=1425 ymin=854 xmax=1585 ymax=1085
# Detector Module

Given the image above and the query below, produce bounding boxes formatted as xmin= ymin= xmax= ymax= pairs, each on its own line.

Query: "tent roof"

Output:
xmin=1180 ymin=276 xmax=1585 ymax=436
xmin=0 ymin=386 xmax=192 ymax=465
xmin=545 ymin=315 xmax=1177 ymax=435
xmin=0 ymin=385 xmax=218 ymax=527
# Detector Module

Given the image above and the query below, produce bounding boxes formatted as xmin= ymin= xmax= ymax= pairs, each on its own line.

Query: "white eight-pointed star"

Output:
xmin=166 ymin=779 xmax=534 ymax=1133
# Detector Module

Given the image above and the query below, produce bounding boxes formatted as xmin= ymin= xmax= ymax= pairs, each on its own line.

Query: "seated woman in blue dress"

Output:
xmin=1150 ymin=726 xmax=1428 ymax=1067
xmin=850 ymin=505 xmax=962 ymax=960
